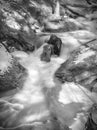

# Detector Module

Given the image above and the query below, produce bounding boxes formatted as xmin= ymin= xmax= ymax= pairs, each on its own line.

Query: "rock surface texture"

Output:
xmin=0 ymin=43 xmax=27 ymax=92
xmin=55 ymin=39 xmax=97 ymax=92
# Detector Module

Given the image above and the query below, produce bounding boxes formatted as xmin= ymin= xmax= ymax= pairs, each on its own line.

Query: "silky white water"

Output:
xmin=0 ymin=33 xmax=97 ymax=129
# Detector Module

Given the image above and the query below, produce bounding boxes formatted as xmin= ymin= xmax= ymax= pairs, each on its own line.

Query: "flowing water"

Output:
xmin=0 ymin=34 xmax=97 ymax=130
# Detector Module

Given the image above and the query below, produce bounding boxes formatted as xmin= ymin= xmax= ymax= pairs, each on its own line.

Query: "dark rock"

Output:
xmin=47 ymin=35 xmax=62 ymax=56
xmin=85 ymin=103 xmax=97 ymax=130
xmin=55 ymin=39 xmax=97 ymax=91
xmin=0 ymin=43 xmax=27 ymax=92
xmin=0 ymin=29 xmax=36 ymax=53
xmin=40 ymin=44 xmax=53 ymax=62
xmin=40 ymin=35 xmax=62 ymax=62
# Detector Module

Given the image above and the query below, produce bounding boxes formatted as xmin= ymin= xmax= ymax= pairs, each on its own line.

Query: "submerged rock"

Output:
xmin=0 ymin=43 xmax=27 ymax=92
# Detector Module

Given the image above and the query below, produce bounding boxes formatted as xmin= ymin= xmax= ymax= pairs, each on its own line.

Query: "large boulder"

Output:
xmin=0 ymin=0 xmax=44 ymax=52
xmin=55 ymin=39 xmax=97 ymax=92
xmin=0 ymin=43 xmax=27 ymax=92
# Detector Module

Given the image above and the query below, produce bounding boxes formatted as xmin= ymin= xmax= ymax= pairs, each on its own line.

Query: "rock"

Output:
xmin=40 ymin=35 xmax=62 ymax=62
xmin=85 ymin=103 xmax=97 ymax=130
xmin=40 ymin=44 xmax=53 ymax=62
xmin=55 ymin=39 xmax=97 ymax=92
xmin=0 ymin=0 xmax=41 ymax=52
xmin=43 ymin=19 xmax=64 ymax=32
xmin=0 ymin=43 xmax=27 ymax=92
xmin=43 ymin=19 xmax=81 ymax=33
xmin=61 ymin=0 xmax=97 ymax=19
xmin=61 ymin=0 xmax=88 ymax=6
xmin=47 ymin=35 xmax=62 ymax=56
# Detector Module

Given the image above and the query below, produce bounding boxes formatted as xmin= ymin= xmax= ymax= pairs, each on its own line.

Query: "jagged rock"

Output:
xmin=0 ymin=0 xmax=97 ymax=38
xmin=0 ymin=0 xmax=42 ymax=52
xmin=55 ymin=39 xmax=97 ymax=92
xmin=0 ymin=43 xmax=27 ymax=92
xmin=47 ymin=35 xmax=62 ymax=56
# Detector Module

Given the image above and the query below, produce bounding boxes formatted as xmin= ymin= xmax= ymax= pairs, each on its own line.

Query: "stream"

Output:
xmin=0 ymin=38 xmax=97 ymax=130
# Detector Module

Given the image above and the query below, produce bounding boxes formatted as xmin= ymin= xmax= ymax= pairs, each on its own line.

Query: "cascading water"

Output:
xmin=0 ymin=39 xmax=97 ymax=130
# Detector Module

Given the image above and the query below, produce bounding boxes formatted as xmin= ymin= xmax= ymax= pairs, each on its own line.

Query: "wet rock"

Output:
xmin=1 ymin=36 xmax=32 ymax=53
xmin=40 ymin=35 xmax=62 ymax=62
xmin=43 ymin=19 xmax=81 ymax=33
xmin=55 ymin=39 xmax=97 ymax=92
xmin=0 ymin=43 xmax=27 ymax=92
xmin=85 ymin=103 xmax=97 ymax=130
xmin=47 ymin=35 xmax=62 ymax=56
xmin=40 ymin=44 xmax=53 ymax=62
xmin=0 ymin=0 xmax=41 ymax=52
